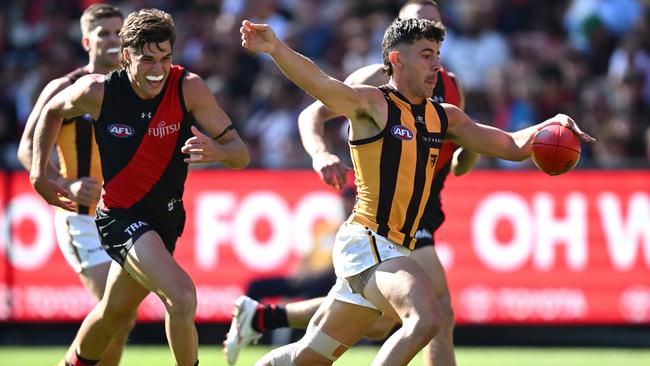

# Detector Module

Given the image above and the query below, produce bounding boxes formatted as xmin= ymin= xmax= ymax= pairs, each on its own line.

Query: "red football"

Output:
xmin=531 ymin=124 xmax=581 ymax=176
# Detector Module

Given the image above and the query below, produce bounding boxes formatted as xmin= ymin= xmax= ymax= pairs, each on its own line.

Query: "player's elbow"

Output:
xmin=16 ymin=141 xmax=33 ymax=171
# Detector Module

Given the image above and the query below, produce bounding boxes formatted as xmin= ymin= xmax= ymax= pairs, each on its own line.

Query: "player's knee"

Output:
xmin=294 ymin=327 xmax=348 ymax=365
xmin=254 ymin=343 xmax=297 ymax=366
xmin=101 ymin=306 xmax=138 ymax=334
xmin=403 ymin=308 xmax=440 ymax=346
xmin=165 ymin=282 xmax=197 ymax=317
xmin=294 ymin=346 xmax=333 ymax=366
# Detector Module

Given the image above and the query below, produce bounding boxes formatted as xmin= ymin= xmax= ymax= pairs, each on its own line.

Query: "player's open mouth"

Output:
xmin=106 ymin=47 xmax=120 ymax=54
xmin=146 ymin=75 xmax=164 ymax=87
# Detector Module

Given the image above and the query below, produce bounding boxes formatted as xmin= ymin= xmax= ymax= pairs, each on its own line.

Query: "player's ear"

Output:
xmin=81 ymin=36 xmax=90 ymax=52
xmin=388 ymin=50 xmax=402 ymax=71
xmin=122 ymin=47 xmax=132 ymax=66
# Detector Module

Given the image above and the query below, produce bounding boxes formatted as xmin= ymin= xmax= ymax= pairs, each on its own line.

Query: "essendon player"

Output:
xmin=17 ymin=5 xmax=133 ymax=366
xmin=224 ymin=2 xmax=477 ymax=366
xmin=30 ymin=8 xmax=248 ymax=366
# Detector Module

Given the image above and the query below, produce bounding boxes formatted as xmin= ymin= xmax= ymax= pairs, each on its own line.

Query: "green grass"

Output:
xmin=2 ymin=346 xmax=649 ymax=366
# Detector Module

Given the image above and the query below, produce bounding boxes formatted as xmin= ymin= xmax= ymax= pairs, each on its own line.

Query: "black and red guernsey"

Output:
xmin=94 ymin=64 xmax=193 ymax=214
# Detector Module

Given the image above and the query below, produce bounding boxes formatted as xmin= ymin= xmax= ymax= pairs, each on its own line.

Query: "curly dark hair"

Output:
xmin=381 ymin=18 xmax=445 ymax=77
xmin=120 ymin=8 xmax=175 ymax=68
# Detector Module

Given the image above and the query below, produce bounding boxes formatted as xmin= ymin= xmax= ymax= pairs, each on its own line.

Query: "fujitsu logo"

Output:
xmin=148 ymin=120 xmax=180 ymax=138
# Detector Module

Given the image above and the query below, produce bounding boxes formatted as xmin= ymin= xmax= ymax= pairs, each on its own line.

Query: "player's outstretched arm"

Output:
xmin=240 ymin=20 xmax=380 ymax=121
xmin=181 ymin=72 xmax=249 ymax=169
xmin=30 ymin=74 xmax=104 ymax=211
xmin=444 ymin=104 xmax=595 ymax=162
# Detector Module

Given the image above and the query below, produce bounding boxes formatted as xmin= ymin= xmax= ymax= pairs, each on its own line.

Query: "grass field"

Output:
xmin=2 ymin=346 xmax=650 ymax=366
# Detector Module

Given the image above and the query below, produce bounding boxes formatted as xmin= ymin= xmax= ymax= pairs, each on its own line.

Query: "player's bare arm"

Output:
xmin=30 ymin=74 xmax=105 ymax=211
xmin=181 ymin=72 xmax=249 ymax=169
xmin=443 ymin=103 xmax=595 ymax=161
xmin=441 ymin=71 xmax=479 ymax=176
xmin=18 ymin=77 xmax=71 ymax=172
xmin=451 ymin=147 xmax=480 ymax=176
xmin=241 ymin=20 xmax=387 ymax=141
xmin=343 ymin=64 xmax=387 ymax=87
xmin=19 ymin=76 xmax=102 ymax=207
xmin=298 ymin=64 xmax=386 ymax=189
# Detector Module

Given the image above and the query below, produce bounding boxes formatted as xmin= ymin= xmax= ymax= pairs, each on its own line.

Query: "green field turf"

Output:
xmin=2 ymin=346 xmax=650 ymax=366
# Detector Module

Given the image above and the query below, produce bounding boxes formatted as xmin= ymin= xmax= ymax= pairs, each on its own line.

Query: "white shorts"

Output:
xmin=54 ymin=210 xmax=111 ymax=273
xmin=330 ymin=223 xmax=411 ymax=309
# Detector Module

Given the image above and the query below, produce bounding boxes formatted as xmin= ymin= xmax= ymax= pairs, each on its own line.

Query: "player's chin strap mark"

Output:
xmin=212 ymin=124 xmax=235 ymax=141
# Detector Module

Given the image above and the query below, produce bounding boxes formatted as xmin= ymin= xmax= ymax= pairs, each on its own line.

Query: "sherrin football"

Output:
xmin=531 ymin=124 xmax=581 ymax=176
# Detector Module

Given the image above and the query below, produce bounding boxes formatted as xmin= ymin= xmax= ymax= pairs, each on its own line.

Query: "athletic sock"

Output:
xmin=251 ymin=304 xmax=288 ymax=333
xmin=68 ymin=352 xmax=99 ymax=366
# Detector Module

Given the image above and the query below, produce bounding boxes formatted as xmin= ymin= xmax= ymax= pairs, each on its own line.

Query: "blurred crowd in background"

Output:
xmin=0 ymin=0 xmax=648 ymax=170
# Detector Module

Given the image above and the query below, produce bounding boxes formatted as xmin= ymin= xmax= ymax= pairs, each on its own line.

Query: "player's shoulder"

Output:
xmin=180 ymin=70 xmax=215 ymax=110
xmin=182 ymin=70 xmax=203 ymax=84
xmin=344 ymin=63 xmax=387 ymax=87
xmin=41 ymin=76 xmax=75 ymax=98
xmin=75 ymin=73 xmax=107 ymax=91
xmin=439 ymin=102 xmax=463 ymax=118
xmin=180 ymin=70 xmax=210 ymax=96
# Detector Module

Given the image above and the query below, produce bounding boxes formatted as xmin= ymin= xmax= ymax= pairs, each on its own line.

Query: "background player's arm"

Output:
xmin=241 ymin=21 xmax=383 ymax=126
xmin=298 ymin=65 xmax=386 ymax=188
xmin=19 ymin=77 xmax=102 ymax=206
xmin=451 ymin=147 xmax=480 ymax=176
xmin=443 ymin=71 xmax=479 ymax=176
xmin=444 ymin=104 xmax=594 ymax=161
xmin=30 ymin=74 xmax=104 ymax=210
xmin=18 ymin=78 xmax=71 ymax=184
xmin=181 ymin=73 xmax=249 ymax=169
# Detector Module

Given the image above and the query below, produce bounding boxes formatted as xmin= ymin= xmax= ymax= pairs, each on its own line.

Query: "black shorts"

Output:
xmin=95 ymin=206 xmax=185 ymax=266
xmin=413 ymin=204 xmax=445 ymax=249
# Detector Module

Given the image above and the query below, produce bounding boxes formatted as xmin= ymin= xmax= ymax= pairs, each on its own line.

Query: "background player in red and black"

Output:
xmin=224 ymin=2 xmax=478 ymax=366
xmin=17 ymin=5 xmax=134 ymax=366
xmin=30 ymin=8 xmax=249 ymax=366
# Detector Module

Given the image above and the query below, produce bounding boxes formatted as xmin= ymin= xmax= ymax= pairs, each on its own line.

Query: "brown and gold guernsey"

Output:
xmin=348 ymin=85 xmax=448 ymax=250
xmin=56 ymin=67 xmax=103 ymax=215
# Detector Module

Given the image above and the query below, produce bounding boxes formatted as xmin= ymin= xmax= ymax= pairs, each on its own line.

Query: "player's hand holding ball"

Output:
xmin=531 ymin=114 xmax=595 ymax=176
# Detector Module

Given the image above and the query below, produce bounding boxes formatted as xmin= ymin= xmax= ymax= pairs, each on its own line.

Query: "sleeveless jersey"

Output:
xmin=56 ymin=67 xmax=102 ymax=215
xmin=95 ymin=64 xmax=193 ymax=215
xmin=348 ymin=86 xmax=448 ymax=249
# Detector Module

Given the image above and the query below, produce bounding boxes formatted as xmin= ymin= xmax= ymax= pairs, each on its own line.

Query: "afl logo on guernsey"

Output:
xmin=391 ymin=125 xmax=414 ymax=141
xmin=108 ymin=124 xmax=135 ymax=138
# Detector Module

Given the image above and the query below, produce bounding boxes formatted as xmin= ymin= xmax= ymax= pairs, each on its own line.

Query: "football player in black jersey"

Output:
xmin=31 ymin=8 xmax=249 ymax=366
xmin=17 ymin=4 xmax=131 ymax=366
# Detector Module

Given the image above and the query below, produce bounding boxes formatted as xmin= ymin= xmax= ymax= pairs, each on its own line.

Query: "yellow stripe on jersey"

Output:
xmin=348 ymin=86 xmax=447 ymax=249
xmin=387 ymin=92 xmax=417 ymax=242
